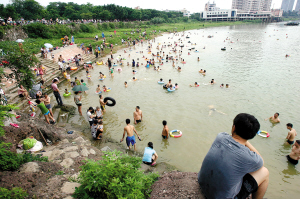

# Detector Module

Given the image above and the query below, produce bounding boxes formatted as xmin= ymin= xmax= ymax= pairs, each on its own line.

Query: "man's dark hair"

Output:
xmin=53 ymin=79 xmax=58 ymax=83
xmin=296 ymin=140 xmax=300 ymax=145
xmin=93 ymin=120 xmax=98 ymax=124
xmin=287 ymin=123 xmax=293 ymax=128
xmin=35 ymin=99 xmax=41 ymax=104
xmin=99 ymin=95 xmax=102 ymax=98
xmin=233 ymin=113 xmax=260 ymax=140
xmin=126 ymin=119 xmax=130 ymax=124
xmin=276 ymin=112 xmax=280 ymax=116
xmin=136 ymin=106 xmax=140 ymax=109
xmin=148 ymin=142 xmax=153 ymax=149
xmin=162 ymin=120 xmax=167 ymax=125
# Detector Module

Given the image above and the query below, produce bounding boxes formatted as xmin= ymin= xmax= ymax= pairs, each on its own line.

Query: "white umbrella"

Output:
xmin=44 ymin=43 xmax=53 ymax=48
xmin=16 ymin=39 xmax=24 ymax=43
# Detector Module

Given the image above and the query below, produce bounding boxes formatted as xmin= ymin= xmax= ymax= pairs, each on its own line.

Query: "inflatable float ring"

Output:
xmin=170 ymin=130 xmax=182 ymax=138
xmin=257 ymin=130 xmax=270 ymax=138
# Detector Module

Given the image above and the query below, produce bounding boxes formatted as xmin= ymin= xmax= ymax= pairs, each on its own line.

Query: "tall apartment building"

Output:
xmin=232 ymin=0 xmax=272 ymax=12
xmin=281 ymin=0 xmax=295 ymax=11
xmin=295 ymin=0 xmax=300 ymax=11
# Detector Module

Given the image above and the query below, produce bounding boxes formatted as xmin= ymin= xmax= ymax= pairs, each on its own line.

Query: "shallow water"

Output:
xmin=60 ymin=22 xmax=300 ymax=197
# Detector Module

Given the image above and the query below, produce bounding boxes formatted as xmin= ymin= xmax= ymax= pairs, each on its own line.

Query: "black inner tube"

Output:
xmin=163 ymin=84 xmax=168 ymax=89
xmin=104 ymin=97 xmax=116 ymax=107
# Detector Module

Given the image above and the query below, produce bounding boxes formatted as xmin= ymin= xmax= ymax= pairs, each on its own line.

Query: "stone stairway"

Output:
xmin=5 ymin=46 xmax=99 ymax=119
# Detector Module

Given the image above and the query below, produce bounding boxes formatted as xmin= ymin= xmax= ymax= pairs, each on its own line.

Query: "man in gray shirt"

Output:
xmin=198 ymin=113 xmax=269 ymax=199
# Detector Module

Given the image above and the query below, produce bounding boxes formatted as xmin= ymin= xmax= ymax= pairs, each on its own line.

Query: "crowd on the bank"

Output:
xmin=0 ymin=16 xmax=128 ymax=26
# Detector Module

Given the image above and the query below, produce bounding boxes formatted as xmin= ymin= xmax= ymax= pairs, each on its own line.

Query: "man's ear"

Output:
xmin=231 ymin=125 xmax=236 ymax=135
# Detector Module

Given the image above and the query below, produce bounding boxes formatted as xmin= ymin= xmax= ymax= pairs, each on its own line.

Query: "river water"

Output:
xmin=60 ymin=22 xmax=300 ymax=197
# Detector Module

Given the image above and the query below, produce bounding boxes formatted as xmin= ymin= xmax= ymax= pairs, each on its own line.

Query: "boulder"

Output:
xmin=54 ymin=104 xmax=76 ymax=115
xmin=19 ymin=162 xmax=40 ymax=173
xmin=61 ymin=182 xmax=81 ymax=194
xmin=60 ymin=158 xmax=74 ymax=168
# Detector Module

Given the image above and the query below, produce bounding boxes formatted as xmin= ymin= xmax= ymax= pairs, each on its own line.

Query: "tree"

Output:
xmin=131 ymin=10 xmax=142 ymax=20
xmin=99 ymin=10 xmax=112 ymax=21
xmin=4 ymin=44 xmax=39 ymax=89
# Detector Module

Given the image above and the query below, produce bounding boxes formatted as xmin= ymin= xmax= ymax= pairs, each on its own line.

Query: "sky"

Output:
xmin=2 ymin=0 xmax=286 ymax=13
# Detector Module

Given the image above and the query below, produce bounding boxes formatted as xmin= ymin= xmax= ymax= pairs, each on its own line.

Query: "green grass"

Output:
xmin=0 ymin=21 xmax=262 ymax=56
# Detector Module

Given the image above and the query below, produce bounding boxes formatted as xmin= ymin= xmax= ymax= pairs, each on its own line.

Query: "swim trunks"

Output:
xmin=126 ymin=135 xmax=136 ymax=147
xmin=287 ymin=155 xmax=299 ymax=165
xmin=45 ymin=104 xmax=51 ymax=109
xmin=136 ymin=120 xmax=141 ymax=124
xmin=287 ymin=140 xmax=294 ymax=145
xmin=44 ymin=111 xmax=50 ymax=116
xmin=101 ymin=106 xmax=105 ymax=111
xmin=235 ymin=173 xmax=258 ymax=199
xmin=162 ymin=135 xmax=167 ymax=139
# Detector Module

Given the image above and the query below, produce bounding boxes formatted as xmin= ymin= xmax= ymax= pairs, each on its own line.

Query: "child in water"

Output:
xmin=103 ymin=85 xmax=108 ymax=92
xmin=124 ymin=81 xmax=128 ymax=88
xmin=190 ymin=82 xmax=199 ymax=87
xmin=226 ymin=84 xmax=230 ymax=88
xmin=175 ymin=83 xmax=178 ymax=89
xmin=65 ymin=88 xmax=70 ymax=95
xmin=96 ymin=85 xmax=101 ymax=94
xmin=220 ymin=83 xmax=224 ymax=88
xmin=81 ymin=79 xmax=86 ymax=86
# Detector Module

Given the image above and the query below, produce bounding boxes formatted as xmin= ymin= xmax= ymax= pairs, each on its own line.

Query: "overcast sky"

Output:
xmin=2 ymin=0 xmax=286 ymax=13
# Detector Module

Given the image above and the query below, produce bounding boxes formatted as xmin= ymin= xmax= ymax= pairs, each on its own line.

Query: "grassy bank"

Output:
xmin=0 ymin=21 xmax=262 ymax=56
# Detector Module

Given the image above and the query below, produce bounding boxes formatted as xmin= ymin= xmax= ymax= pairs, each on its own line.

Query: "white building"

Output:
xmin=232 ymin=0 xmax=272 ymax=12
xmin=181 ymin=8 xmax=191 ymax=18
xmin=201 ymin=1 xmax=237 ymax=20
xmin=200 ymin=1 xmax=272 ymax=21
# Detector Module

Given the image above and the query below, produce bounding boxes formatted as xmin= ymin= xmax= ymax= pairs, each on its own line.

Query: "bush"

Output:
xmin=0 ymin=141 xmax=48 ymax=171
xmin=150 ymin=17 xmax=165 ymax=24
xmin=109 ymin=22 xmax=115 ymax=29
xmin=0 ymin=187 xmax=28 ymax=199
xmin=0 ymin=142 xmax=21 ymax=171
xmin=73 ymin=150 xmax=159 ymax=199
xmin=101 ymin=23 xmax=108 ymax=30
xmin=118 ymin=21 xmax=124 ymax=28
xmin=22 ymin=23 xmax=51 ymax=39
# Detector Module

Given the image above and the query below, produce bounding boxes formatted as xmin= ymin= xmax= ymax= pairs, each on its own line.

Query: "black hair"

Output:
xmin=287 ymin=123 xmax=293 ymax=128
xmin=53 ymin=79 xmax=58 ymax=83
xmin=296 ymin=140 xmax=300 ymax=145
xmin=233 ymin=113 xmax=260 ymax=140
xmin=126 ymin=119 xmax=130 ymax=124
xmin=35 ymin=99 xmax=41 ymax=104
xmin=160 ymin=78 xmax=163 ymax=81
xmin=136 ymin=106 xmax=140 ymax=109
xmin=276 ymin=112 xmax=280 ymax=116
xmin=75 ymin=91 xmax=79 ymax=94
xmin=169 ymin=79 xmax=171 ymax=81
xmin=93 ymin=120 xmax=98 ymax=124
xmin=40 ymin=80 xmax=44 ymax=85
xmin=81 ymin=79 xmax=84 ymax=82
xmin=125 ymin=81 xmax=127 ymax=84
xmin=99 ymin=95 xmax=102 ymax=98
xmin=88 ymin=107 xmax=94 ymax=111
xmin=162 ymin=120 xmax=167 ymax=125
xmin=148 ymin=142 xmax=153 ymax=149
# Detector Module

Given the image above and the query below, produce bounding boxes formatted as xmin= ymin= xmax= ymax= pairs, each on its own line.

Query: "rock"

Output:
xmin=60 ymin=158 xmax=74 ymax=168
xmin=101 ymin=146 xmax=112 ymax=152
xmin=64 ymin=146 xmax=78 ymax=152
xmin=64 ymin=151 xmax=80 ymax=158
xmin=48 ymin=149 xmax=64 ymax=161
xmin=81 ymin=147 xmax=90 ymax=157
xmin=63 ymin=196 xmax=74 ymax=199
xmin=70 ymin=172 xmax=80 ymax=181
xmin=42 ymin=151 xmax=53 ymax=159
xmin=89 ymin=149 xmax=96 ymax=155
xmin=54 ymin=104 xmax=76 ymax=115
xmin=61 ymin=139 xmax=69 ymax=144
xmin=73 ymin=137 xmax=85 ymax=144
xmin=61 ymin=182 xmax=81 ymax=194
xmin=19 ymin=162 xmax=40 ymax=173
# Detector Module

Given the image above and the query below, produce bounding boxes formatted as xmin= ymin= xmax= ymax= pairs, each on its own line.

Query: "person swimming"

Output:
xmin=124 ymin=81 xmax=128 ymax=88
xmin=220 ymin=83 xmax=224 ymax=88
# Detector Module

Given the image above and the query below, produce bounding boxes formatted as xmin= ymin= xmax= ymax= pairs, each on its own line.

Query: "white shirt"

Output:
xmin=87 ymin=111 xmax=93 ymax=121
xmin=96 ymin=110 xmax=102 ymax=117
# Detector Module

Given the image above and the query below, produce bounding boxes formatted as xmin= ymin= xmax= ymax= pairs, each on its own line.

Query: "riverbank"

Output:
xmin=1 ymin=108 xmax=184 ymax=198
xmin=0 ymin=20 xmax=264 ymax=55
